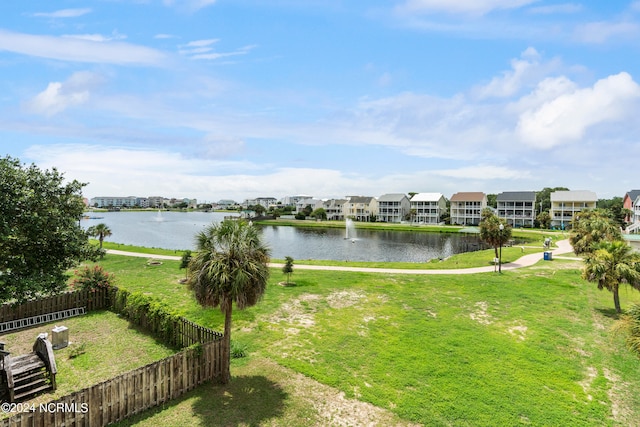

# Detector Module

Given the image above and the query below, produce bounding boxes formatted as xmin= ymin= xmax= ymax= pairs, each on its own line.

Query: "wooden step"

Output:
xmin=14 ymin=369 xmax=46 ymax=385
xmin=14 ymin=377 xmax=48 ymax=393
xmin=11 ymin=354 xmax=45 ymax=376
xmin=13 ymin=383 xmax=53 ymax=401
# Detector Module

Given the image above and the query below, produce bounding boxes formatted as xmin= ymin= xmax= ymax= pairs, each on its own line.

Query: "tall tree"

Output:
xmin=536 ymin=187 xmax=570 ymax=215
xmin=597 ymin=196 xmax=625 ymax=227
xmin=311 ymin=207 xmax=327 ymax=220
xmin=187 ymin=220 xmax=270 ymax=383
xmin=582 ymin=240 xmax=640 ymax=313
xmin=569 ymin=209 xmax=621 ymax=255
xmin=479 ymin=208 xmax=512 ymax=260
xmin=87 ymin=223 xmax=112 ymax=251
xmin=0 ymin=156 xmax=97 ymax=302
xmin=486 ymin=194 xmax=497 ymax=209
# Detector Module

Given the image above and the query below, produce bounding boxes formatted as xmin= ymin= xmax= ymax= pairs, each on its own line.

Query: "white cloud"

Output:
xmin=433 ymin=165 xmax=532 ymax=180
xmin=516 ymin=72 xmax=640 ymax=148
xmin=33 ymin=8 xmax=92 ymax=18
xmin=25 ymin=71 xmax=105 ymax=116
xmin=163 ymin=0 xmax=217 ymax=12
xmin=573 ymin=20 xmax=640 ymax=44
xmin=179 ymin=40 xmax=256 ymax=60
xmin=396 ymin=0 xmax=537 ymax=16
xmin=21 ymin=144 xmax=379 ymax=201
xmin=0 ymin=29 xmax=166 ymax=66
xmin=473 ymin=47 xmax=543 ymax=99
xmin=62 ymin=31 xmax=127 ymax=43
xmin=527 ymin=3 xmax=582 ymax=14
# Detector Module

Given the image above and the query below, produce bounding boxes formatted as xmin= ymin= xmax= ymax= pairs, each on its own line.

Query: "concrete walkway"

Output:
xmin=106 ymin=239 xmax=580 ymax=275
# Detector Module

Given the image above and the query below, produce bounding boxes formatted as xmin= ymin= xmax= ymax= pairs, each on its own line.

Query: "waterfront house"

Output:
xmin=344 ymin=196 xmax=378 ymax=222
xmin=377 ymin=193 xmax=411 ymax=223
xmin=496 ymin=191 xmax=537 ymax=228
xmin=323 ymin=199 xmax=348 ymax=220
xmin=550 ymin=190 xmax=597 ymax=229
xmin=450 ymin=192 xmax=487 ymax=226
xmin=410 ymin=193 xmax=447 ymax=224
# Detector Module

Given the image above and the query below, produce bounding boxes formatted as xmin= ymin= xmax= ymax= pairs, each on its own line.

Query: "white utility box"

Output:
xmin=51 ymin=325 xmax=69 ymax=349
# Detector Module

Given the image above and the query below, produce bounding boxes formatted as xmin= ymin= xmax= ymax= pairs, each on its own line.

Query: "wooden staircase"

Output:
xmin=8 ymin=353 xmax=53 ymax=401
xmin=1 ymin=335 xmax=57 ymax=402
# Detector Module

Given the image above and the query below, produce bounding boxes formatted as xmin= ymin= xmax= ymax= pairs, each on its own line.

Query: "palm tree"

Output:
xmin=569 ymin=209 xmax=621 ymax=255
xmin=582 ymin=240 xmax=640 ymax=313
xmin=187 ymin=220 xmax=270 ymax=383
xmin=87 ymin=223 xmax=112 ymax=257
xmin=479 ymin=208 xmax=511 ymax=261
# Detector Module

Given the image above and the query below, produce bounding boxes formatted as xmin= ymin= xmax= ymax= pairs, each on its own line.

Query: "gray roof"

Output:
xmin=626 ymin=190 xmax=640 ymax=201
xmin=378 ymin=193 xmax=408 ymax=202
xmin=496 ymin=191 xmax=536 ymax=202
xmin=348 ymin=196 xmax=375 ymax=204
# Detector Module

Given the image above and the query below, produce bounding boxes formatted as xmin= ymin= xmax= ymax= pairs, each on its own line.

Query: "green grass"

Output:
xmin=0 ymin=311 xmax=176 ymax=413
xmin=92 ymin=252 xmax=640 ymax=426
xmin=96 ymin=240 xmax=189 ymax=257
xmin=273 ymin=245 xmax=543 ymax=269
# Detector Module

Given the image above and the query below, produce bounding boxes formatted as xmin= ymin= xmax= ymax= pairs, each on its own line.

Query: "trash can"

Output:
xmin=52 ymin=325 xmax=69 ymax=349
xmin=543 ymin=251 xmax=553 ymax=261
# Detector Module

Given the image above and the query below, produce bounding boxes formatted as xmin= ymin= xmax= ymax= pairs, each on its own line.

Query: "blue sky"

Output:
xmin=2 ymin=1 xmax=640 ymax=202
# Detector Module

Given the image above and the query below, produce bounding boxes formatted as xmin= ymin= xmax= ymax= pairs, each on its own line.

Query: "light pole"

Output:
xmin=498 ymin=223 xmax=504 ymax=273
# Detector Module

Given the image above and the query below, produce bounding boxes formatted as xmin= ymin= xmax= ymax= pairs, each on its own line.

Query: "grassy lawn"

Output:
xmin=92 ymin=252 xmax=640 ymax=426
xmin=97 ymin=239 xmax=548 ymax=270
xmin=0 ymin=310 xmax=177 ymax=414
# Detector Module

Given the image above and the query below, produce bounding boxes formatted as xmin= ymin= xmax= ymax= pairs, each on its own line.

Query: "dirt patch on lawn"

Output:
xmin=470 ymin=301 xmax=493 ymax=325
xmin=236 ymin=358 xmax=419 ymax=427
xmin=327 ymin=290 xmax=366 ymax=309
xmin=267 ymin=294 xmax=322 ymax=328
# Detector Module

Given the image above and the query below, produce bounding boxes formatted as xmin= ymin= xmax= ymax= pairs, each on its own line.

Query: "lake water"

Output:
xmin=81 ymin=211 xmax=485 ymax=263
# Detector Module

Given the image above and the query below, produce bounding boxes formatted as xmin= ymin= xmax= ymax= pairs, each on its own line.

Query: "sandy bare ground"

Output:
xmin=235 ymin=358 xmax=420 ymax=427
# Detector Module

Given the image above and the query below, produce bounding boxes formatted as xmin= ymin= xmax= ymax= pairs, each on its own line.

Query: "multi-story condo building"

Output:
xmin=410 ymin=193 xmax=447 ymax=224
xmin=148 ymin=196 xmax=164 ymax=208
xmin=550 ymin=190 xmax=597 ymax=229
xmin=377 ymin=193 xmax=410 ymax=223
xmin=282 ymin=195 xmax=312 ymax=207
xmin=344 ymin=196 xmax=378 ymax=222
xmin=496 ymin=191 xmax=537 ymax=228
xmin=296 ymin=198 xmax=323 ymax=214
xmin=450 ymin=192 xmax=487 ymax=226
xmin=323 ymin=199 xmax=347 ymax=221
xmin=91 ymin=196 xmax=137 ymax=208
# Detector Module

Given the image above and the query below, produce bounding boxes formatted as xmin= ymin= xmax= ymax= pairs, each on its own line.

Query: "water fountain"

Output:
xmin=155 ymin=210 xmax=164 ymax=222
xmin=345 ymin=218 xmax=357 ymax=241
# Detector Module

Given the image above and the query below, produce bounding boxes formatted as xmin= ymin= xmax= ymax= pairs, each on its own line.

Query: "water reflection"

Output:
xmin=81 ymin=211 xmax=487 ymax=263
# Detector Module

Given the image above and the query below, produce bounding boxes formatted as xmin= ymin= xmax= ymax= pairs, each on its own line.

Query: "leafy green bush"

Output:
xmin=615 ymin=304 xmax=640 ymax=356
xmin=231 ymin=340 xmax=247 ymax=358
xmin=70 ymin=265 xmax=115 ymax=291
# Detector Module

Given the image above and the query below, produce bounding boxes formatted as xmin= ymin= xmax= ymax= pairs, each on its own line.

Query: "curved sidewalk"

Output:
xmin=106 ymin=239 xmax=579 ymax=275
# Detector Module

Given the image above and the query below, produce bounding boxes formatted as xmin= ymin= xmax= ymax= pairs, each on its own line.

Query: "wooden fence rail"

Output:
xmin=0 ymin=340 xmax=223 ymax=427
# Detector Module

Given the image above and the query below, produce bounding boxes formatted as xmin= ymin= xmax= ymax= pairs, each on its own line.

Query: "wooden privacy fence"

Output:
xmin=0 ymin=340 xmax=223 ymax=427
xmin=0 ymin=287 xmax=225 ymax=426
xmin=0 ymin=289 xmax=111 ymax=324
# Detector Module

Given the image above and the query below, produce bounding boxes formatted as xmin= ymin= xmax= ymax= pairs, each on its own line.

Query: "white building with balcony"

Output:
xmin=496 ymin=191 xmax=537 ymax=228
xmin=550 ymin=190 xmax=597 ymax=230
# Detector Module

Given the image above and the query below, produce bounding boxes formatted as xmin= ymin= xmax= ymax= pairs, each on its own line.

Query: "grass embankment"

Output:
xmin=96 ymin=239 xmax=550 ymax=270
xmin=0 ymin=311 xmax=176 ymax=415
xmin=90 ymin=253 xmax=640 ymax=426
xmin=255 ymin=219 xmax=565 ymax=240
